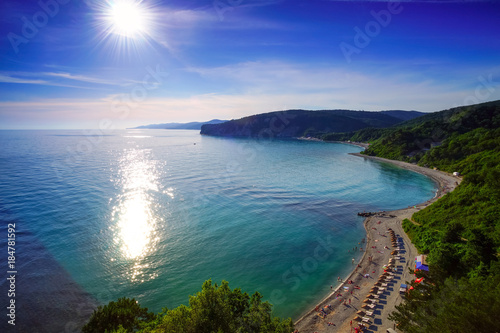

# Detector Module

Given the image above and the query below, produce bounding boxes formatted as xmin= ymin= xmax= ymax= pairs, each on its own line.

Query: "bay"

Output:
xmin=0 ymin=129 xmax=435 ymax=331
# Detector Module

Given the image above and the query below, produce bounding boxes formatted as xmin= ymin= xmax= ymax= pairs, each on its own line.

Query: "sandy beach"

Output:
xmin=294 ymin=153 xmax=461 ymax=333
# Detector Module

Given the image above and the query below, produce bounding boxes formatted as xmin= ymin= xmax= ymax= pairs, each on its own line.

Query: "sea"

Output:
xmin=0 ymin=129 xmax=436 ymax=332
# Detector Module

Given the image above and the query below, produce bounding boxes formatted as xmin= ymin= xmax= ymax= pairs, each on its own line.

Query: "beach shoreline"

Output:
xmin=297 ymin=138 xmax=370 ymax=150
xmin=294 ymin=151 xmax=461 ymax=332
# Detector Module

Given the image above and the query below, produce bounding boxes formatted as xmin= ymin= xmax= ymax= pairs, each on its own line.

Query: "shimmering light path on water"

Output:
xmin=0 ymin=130 xmax=436 ymax=330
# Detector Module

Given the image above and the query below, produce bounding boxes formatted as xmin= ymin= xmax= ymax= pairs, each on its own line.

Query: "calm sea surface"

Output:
xmin=0 ymin=130 xmax=436 ymax=332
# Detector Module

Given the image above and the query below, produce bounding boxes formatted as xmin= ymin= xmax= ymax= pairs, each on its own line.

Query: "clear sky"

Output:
xmin=1 ymin=0 xmax=499 ymax=129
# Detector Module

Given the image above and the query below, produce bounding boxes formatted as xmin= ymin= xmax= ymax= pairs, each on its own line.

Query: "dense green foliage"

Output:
xmin=200 ymin=109 xmax=423 ymax=138
xmin=388 ymin=274 xmax=500 ymax=333
xmin=327 ymin=100 xmax=500 ymax=332
xmin=359 ymin=101 xmax=500 ymax=163
xmin=406 ymin=140 xmax=500 ymax=277
xmin=322 ymin=127 xmax=387 ymax=142
xmin=82 ymin=297 xmax=157 ymax=333
xmin=83 ymin=280 xmax=294 ymax=333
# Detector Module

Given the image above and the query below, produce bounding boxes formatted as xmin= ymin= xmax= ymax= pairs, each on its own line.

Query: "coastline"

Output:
xmin=297 ymin=137 xmax=370 ymax=150
xmin=294 ymin=151 xmax=461 ymax=332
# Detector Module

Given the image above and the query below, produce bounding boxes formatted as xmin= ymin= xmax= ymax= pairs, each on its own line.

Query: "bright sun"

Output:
xmin=104 ymin=0 xmax=151 ymax=39
xmin=94 ymin=0 xmax=160 ymax=56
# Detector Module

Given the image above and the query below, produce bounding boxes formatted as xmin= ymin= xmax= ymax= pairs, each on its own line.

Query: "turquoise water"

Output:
xmin=0 ymin=130 xmax=436 ymax=331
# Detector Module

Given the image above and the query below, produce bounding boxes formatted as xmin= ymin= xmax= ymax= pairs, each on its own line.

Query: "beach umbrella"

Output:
xmin=357 ymin=310 xmax=366 ymax=315
xmin=353 ymin=316 xmax=362 ymax=322
xmin=391 ymin=250 xmax=398 ymax=255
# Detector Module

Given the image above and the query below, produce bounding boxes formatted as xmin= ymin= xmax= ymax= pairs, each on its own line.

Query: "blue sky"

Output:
xmin=1 ymin=0 xmax=499 ymax=129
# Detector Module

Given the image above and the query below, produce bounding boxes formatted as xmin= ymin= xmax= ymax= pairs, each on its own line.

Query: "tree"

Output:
xmin=82 ymin=297 xmax=156 ymax=333
xmin=389 ymin=273 xmax=500 ymax=333
xmin=88 ymin=280 xmax=295 ymax=333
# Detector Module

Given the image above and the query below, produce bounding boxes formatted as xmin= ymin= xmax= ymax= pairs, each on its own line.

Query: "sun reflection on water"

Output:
xmin=111 ymin=148 xmax=161 ymax=281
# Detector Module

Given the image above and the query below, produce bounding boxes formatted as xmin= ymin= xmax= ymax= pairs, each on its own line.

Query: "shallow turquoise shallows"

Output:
xmin=0 ymin=130 xmax=436 ymax=330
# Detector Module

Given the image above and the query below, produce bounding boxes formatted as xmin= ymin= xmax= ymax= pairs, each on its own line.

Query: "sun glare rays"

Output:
xmin=107 ymin=1 xmax=149 ymax=38
xmin=92 ymin=0 xmax=160 ymax=57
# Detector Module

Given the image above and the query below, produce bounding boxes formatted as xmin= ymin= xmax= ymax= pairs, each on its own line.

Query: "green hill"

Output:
xmin=324 ymin=100 xmax=500 ymax=163
xmin=200 ymin=109 xmax=424 ymax=138
xmin=331 ymin=100 xmax=500 ymax=333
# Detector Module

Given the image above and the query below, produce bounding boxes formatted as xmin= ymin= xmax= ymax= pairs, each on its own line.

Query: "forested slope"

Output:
xmin=201 ymin=109 xmax=424 ymax=138
xmin=325 ymin=100 xmax=500 ymax=332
